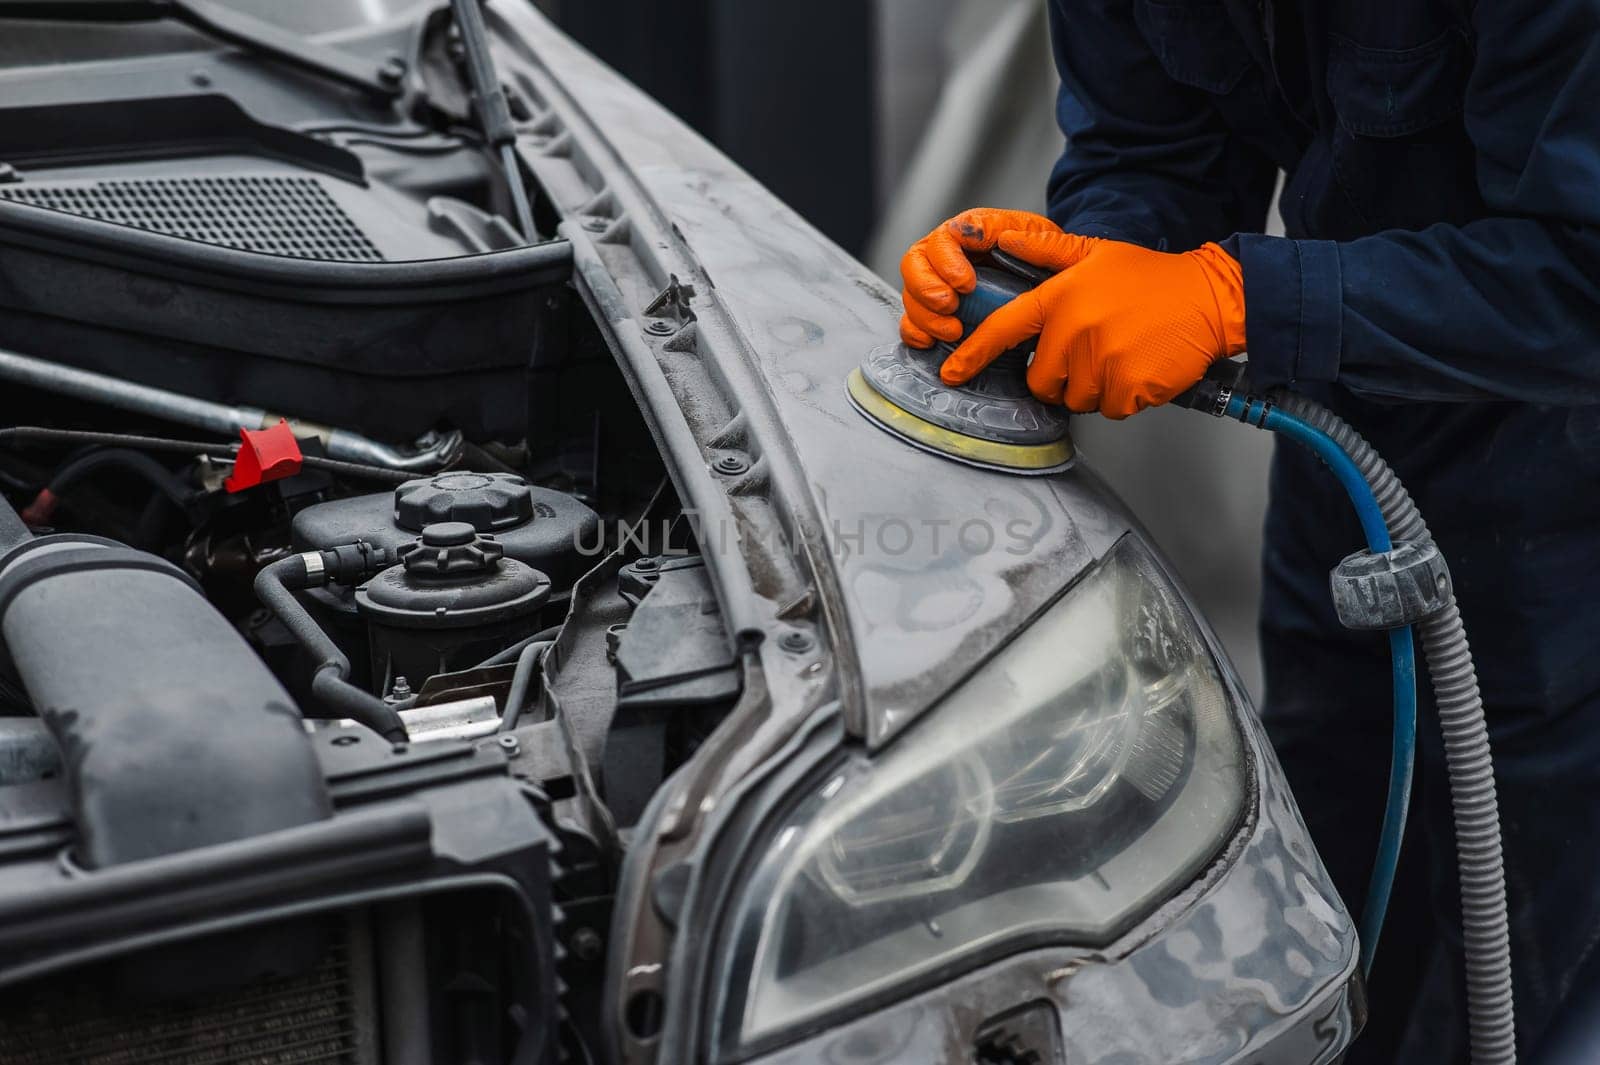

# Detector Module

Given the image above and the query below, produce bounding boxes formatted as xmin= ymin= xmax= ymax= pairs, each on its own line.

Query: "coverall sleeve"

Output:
xmin=1044 ymin=0 xmax=1276 ymax=252
xmin=1240 ymin=5 xmax=1600 ymax=402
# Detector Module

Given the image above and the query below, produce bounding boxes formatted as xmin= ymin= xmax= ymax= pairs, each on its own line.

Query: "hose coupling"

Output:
xmin=303 ymin=540 xmax=392 ymax=586
xmin=1172 ymin=358 xmax=1252 ymax=418
xmin=1329 ymin=540 xmax=1452 ymax=631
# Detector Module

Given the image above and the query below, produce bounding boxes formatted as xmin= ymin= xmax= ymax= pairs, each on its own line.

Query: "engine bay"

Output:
xmin=0 ymin=14 xmax=743 ymax=1062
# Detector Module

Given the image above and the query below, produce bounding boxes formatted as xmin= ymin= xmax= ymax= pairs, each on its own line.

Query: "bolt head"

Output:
xmin=712 ymin=454 xmax=749 ymax=476
xmin=497 ymin=735 xmax=520 ymax=754
xmin=644 ymin=318 xmax=676 ymax=336
xmin=778 ymin=630 xmax=814 ymax=654
xmin=583 ymin=217 xmax=610 ymax=232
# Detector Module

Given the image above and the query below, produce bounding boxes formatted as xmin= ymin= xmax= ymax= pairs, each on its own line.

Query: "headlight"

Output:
xmin=711 ymin=537 xmax=1247 ymax=1056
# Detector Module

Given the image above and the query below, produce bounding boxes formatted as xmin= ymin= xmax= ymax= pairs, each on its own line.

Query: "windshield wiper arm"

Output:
xmin=0 ymin=0 xmax=405 ymax=101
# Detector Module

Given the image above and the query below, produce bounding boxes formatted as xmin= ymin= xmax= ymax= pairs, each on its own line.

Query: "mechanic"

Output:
xmin=897 ymin=2 xmax=1600 ymax=1062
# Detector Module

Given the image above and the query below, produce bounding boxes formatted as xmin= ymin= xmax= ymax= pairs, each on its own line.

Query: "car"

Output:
xmin=0 ymin=3 xmax=1360 ymax=1063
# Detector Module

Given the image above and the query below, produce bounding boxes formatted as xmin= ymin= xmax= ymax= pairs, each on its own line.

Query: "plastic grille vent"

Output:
xmin=0 ymin=176 xmax=384 ymax=261
xmin=0 ymin=936 xmax=370 ymax=1065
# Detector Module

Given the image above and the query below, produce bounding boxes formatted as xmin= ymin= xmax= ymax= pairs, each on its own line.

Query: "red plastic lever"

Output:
xmin=225 ymin=418 xmax=304 ymax=493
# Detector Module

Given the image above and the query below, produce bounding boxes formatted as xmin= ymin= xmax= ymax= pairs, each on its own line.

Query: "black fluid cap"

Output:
xmin=397 ymin=522 xmax=504 ymax=577
xmin=393 ymin=472 xmax=535 ymax=532
xmin=357 ymin=526 xmax=550 ymax=630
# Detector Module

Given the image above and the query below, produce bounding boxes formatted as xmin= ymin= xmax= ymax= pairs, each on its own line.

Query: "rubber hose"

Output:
xmin=253 ymin=556 xmax=408 ymax=743
xmin=498 ymin=639 xmax=551 ymax=733
xmin=478 ymin=625 xmax=563 ymax=669
xmin=1272 ymin=391 xmax=1516 ymax=1065
xmin=1369 ymin=624 xmax=1418 ymax=976
xmin=48 ymin=448 xmax=192 ymax=512
xmin=0 ymin=427 xmax=413 ymax=484
xmin=1235 ymin=396 xmax=1418 ymax=975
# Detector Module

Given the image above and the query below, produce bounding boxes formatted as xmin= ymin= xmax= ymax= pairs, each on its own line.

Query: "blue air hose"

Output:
xmin=1222 ymin=393 xmax=1417 ymax=976
xmin=1266 ymin=390 xmax=1515 ymax=1065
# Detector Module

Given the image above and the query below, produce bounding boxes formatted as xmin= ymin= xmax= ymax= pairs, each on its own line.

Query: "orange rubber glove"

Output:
xmin=939 ymin=230 xmax=1247 ymax=419
xmin=899 ymin=208 xmax=1064 ymax=349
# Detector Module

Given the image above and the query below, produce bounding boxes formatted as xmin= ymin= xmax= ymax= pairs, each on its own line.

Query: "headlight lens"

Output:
xmin=712 ymin=538 xmax=1247 ymax=1054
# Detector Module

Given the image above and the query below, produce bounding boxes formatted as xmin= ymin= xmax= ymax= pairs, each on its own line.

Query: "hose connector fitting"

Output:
xmin=1330 ymin=540 xmax=1453 ymax=631
xmin=1172 ymin=358 xmax=1252 ymax=418
xmin=311 ymin=540 xmax=392 ymax=585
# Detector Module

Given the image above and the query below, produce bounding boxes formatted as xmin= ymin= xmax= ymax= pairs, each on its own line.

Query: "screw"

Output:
xmin=644 ymin=318 xmax=676 ymax=336
xmin=497 ymin=734 xmax=520 ymax=756
xmin=583 ymin=217 xmax=610 ymax=233
xmin=778 ymin=630 xmax=814 ymax=654
xmin=332 ymin=734 xmax=360 ymax=747
xmin=572 ymin=927 xmax=604 ymax=962
xmin=634 ymin=556 xmax=659 ymax=571
xmin=386 ymin=676 xmax=413 ymax=705
xmin=712 ymin=454 xmax=749 ymax=476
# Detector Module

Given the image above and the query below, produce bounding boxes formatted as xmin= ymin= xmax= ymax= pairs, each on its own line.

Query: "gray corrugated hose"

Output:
xmin=1274 ymin=390 xmax=1515 ymax=1065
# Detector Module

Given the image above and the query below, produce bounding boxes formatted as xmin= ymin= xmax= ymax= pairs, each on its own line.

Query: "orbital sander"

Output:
xmin=847 ymin=250 xmax=1074 ymax=474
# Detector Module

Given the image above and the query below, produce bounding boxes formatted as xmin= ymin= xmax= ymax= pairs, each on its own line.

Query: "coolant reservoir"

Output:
xmin=292 ymin=471 xmax=599 ymax=589
xmin=355 ymin=522 xmax=551 ymax=689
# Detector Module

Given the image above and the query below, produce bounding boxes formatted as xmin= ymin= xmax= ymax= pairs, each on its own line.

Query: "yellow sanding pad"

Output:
xmin=846 ymin=367 xmax=1074 ymax=475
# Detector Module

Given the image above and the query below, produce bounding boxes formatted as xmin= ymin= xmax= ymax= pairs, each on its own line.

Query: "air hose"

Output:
xmin=1178 ymin=368 xmax=1515 ymax=1065
xmin=1271 ymin=390 xmax=1515 ymax=1065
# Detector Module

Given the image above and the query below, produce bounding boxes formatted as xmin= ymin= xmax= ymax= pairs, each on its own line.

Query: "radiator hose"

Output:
xmin=1178 ymin=369 xmax=1515 ymax=1065
xmin=254 ymin=546 xmax=409 ymax=743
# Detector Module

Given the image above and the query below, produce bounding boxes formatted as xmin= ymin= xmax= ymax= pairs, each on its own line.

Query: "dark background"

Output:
xmin=546 ymin=0 xmax=879 ymax=254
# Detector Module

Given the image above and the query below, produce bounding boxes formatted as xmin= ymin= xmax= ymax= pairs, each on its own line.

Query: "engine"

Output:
xmin=0 ymin=497 xmax=562 ymax=1064
xmin=0 ymin=267 xmax=725 ymax=1065
xmin=0 ymin=408 xmax=720 ymax=1063
xmin=0 ymin=13 xmax=754 ymax=1059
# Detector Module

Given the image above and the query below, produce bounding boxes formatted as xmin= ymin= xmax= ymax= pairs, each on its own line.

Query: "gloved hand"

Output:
xmin=939 ymin=228 xmax=1247 ymax=419
xmin=899 ymin=208 xmax=1062 ymax=349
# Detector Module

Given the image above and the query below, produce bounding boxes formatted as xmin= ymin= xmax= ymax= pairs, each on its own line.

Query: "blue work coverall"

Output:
xmin=1045 ymin=0 xmax=1600 ymax=1060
